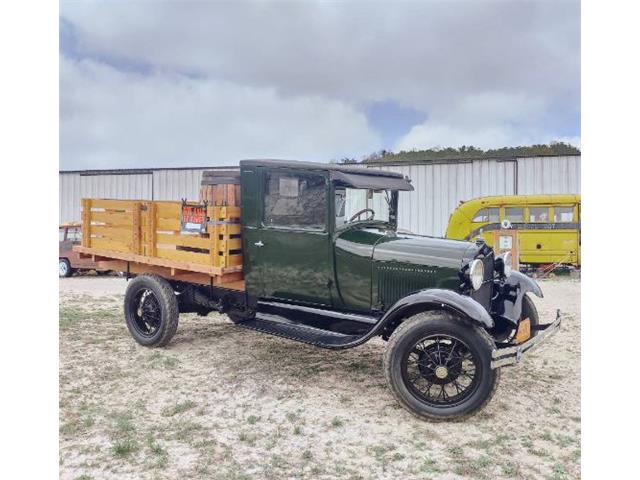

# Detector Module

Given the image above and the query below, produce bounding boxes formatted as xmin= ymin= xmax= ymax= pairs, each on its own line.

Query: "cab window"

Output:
xmin=66 ymin=227 xmax=82 ymax=241
xmin=59 ymin=228 xmax=66 ymax=241
xmin=263 ymin=171 xmax=326 ymax=230
xmin=472 ymin=208 xmax=499 ymax=223
xmin=504 ymin=207 xmax=524 ymax=222
xmin=554 ymin=206 xmax=575 ymax=222
xmin=529 ymin=207 xmax=550 ymax=222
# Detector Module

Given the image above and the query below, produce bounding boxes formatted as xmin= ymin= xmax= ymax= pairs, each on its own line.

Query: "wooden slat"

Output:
xmin=156 ymin=233 xmax=211 ymax=249
xmin=90 ymin=199 xmax=136 ymax=211
xmin=155 ymin=202 xmax=182 ymax=218
xmin=156 ymin=217 xmax=181 ymax=231
xmin=90 ymin=211 xmax=133 ymax=226
xmin=155 ymin=247 xmax=211 ymax=265
xmin=90 ymin=237 xmax=132 ymax=253
xmin=91 ymin=225 xmax=135 ymax=243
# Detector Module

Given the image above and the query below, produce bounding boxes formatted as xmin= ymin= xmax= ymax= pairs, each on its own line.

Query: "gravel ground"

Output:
xmin=59 ymin=276 xmax=580 ymax=480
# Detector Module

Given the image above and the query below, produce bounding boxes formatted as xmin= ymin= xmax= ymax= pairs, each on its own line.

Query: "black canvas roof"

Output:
xmin=239 ymin=159 xmax=413 ymax=191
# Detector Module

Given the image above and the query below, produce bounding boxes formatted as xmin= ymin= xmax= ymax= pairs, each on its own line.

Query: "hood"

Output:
xmin=373 ymin=232 xmax=480 ymax=269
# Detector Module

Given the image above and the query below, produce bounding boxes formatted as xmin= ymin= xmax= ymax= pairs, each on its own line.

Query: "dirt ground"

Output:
xmin=59 ymin=276 xmax=580 ymax=480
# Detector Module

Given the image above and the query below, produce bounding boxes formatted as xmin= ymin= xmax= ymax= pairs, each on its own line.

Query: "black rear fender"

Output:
xmin=379 ymin=289 xmax=494 ymax=338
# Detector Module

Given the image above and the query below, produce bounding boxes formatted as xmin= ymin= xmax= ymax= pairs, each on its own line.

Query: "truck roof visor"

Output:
xmin=330 ymin=171 xmax=413 ymax=191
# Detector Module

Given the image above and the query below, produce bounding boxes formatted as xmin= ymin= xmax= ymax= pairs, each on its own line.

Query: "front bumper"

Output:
xmin=491 ymin=309 xmax=562 ymax=369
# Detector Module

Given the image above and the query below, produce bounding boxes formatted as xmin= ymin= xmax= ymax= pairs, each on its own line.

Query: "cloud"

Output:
xmin=60 ymin=56 xmax=380 ymax=169
xmin=59 ymin=1 xmax=580 ymax=168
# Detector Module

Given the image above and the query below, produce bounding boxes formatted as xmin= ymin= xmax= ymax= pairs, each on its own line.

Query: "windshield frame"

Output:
xmin=332 ymin=182 xmax=399 ymax=232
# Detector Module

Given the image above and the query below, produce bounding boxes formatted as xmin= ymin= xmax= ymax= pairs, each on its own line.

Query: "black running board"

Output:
xmin=237 ymin=314 xmax=364 ymax=349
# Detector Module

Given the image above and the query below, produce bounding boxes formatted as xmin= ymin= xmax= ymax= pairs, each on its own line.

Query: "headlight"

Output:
xmin=495 ymin=252 xmax=512 ymax=278
xmin=502 ymin=251 xmax=512 ymax=277
xmin=468 ymin=259 xmax=484 ymax=290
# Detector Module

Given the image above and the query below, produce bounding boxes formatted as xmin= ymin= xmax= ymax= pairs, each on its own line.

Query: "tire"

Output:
xmin=124 ymin=274 xmax=179 ymax=347
xmin=59 ymin=258 xmax=73 ymax=278
xmin=383 ymin=311 xmax=500 ymax=421
xmin=521 ymin=294 xmax=539 ymax=337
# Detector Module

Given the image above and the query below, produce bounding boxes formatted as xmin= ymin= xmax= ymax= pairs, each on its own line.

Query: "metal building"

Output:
xmin=59 ymin=154 xmax=580 ymax=236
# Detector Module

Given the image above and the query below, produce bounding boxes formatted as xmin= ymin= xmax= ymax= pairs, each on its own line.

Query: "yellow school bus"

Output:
xmin=445 ymin=194 xmax=581 ymax=266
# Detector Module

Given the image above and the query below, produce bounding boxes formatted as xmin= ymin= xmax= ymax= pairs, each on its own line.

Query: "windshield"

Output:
xmin=335 ymin=188 xmax=392 ymax=227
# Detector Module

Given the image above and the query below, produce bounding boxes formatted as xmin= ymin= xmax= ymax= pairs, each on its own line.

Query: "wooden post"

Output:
xmin=81 ymin=198 xmax=91 ymax=248
xmin=207 ymin=205 xmax=220 ymax=268
xmin=132 ymin=202 xmax=142 ymax=254
xmin=147 ymin=202 xmax=157 ymax=257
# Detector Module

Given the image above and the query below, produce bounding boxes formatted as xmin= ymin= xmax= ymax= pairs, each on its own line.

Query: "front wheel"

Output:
xmin=383 ymin=311 xmax=500 ymax=421
xmin=124 ymin=274 xmax=179 ymax=347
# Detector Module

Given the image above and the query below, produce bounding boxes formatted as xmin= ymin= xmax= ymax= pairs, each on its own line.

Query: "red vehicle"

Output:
xmin=59 ymin=223 xmax=112 ymax=277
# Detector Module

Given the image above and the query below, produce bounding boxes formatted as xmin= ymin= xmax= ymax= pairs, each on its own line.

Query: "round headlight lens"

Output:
xmin=502 ymin=251 xmax=512 ymax=277
xmin=468 ymin=259 xmax=484 ymax=290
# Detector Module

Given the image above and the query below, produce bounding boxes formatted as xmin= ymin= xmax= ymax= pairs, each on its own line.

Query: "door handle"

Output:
xmin=254 ymin=241 xmax=264 ymax=247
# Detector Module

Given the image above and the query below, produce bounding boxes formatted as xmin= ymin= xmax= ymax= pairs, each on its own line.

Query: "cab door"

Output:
xmin=250 ymin=168 xmax=334 ymax=306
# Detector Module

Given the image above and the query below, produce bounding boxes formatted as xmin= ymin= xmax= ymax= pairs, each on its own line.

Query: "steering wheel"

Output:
xmin=348 ymin=208 xmax=375 ymax=223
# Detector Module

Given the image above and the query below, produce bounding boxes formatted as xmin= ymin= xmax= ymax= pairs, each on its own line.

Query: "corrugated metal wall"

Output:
xmin=59 ymin=173 xmax=153 ymax=224
xmin=59 ymin=156 xmax=580 ymax=235
xmin=152 ymin=169 xmax=207 ymax=201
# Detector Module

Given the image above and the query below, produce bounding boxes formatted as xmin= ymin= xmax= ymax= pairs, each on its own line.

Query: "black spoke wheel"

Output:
xmin=124 ymin=274 xmax=179 ymax=347
xmin=403 ymin=335 xmax=480 ymax=408
xmin=384 ymin=311 xmax=500 ymax=421
xmin=130 ymin=289 xmax=162 ymax=337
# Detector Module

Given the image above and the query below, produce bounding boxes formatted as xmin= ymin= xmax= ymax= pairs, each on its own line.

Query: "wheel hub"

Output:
xmin=435 ymin=365 xmax=449 ymax=379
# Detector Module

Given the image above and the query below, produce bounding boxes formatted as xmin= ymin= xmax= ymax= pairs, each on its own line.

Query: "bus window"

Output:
xmin=472 ymin=208 xmax=499 ymax=223
xmin=554 ymin=206 xmax=575 ymax=222
xmin=529 ymin=207 xmax=550 ymax=222
xmin=504 ymin=207 xmax=524 ymax=222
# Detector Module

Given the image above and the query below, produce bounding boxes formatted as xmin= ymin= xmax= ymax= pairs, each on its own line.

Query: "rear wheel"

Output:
xmin=383 ymin=311 xmax=500 ymax=421
xmin=59 ymin=258 xmax=73 ymax=278
xmin=124 ymin=274 xmax=179 ymax=347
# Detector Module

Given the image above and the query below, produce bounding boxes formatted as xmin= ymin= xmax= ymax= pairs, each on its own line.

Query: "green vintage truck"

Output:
xmin=76 ymin=159 xmax=561 ymax=421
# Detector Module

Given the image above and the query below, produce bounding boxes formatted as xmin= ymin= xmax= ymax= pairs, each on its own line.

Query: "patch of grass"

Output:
xmin=74 ymin=476 xmax=93 ymax=480
xmin=302 ymin=450 xmax=313 ymax=461
xmin=528 ymin=447 xmax=550 ymax=457
xmin=161 ymin=400 xmax=196 ymax=417
xmin=330 ymin=417 xmax=344 ymax=428
xmin=247 ymin=415 xmax=260 ymax=425
xmin=162 ymin=356 xmax=180 ymax=369
xmin=420 ymin=458 xmax=439 ymax=474
xmin=501 ymin=461 xmax=521 ymax=477
xmin=448 ymin=446 xmax=464 ymax=458
xmin=114 ymin=413 xmax=135 ymax=435
xmin=551 ymin=462 xmax=569 ymax=480
xmin=293 ymin=425 xmax=303 ymax=435
xmin=112 ymin=438 xmax=139 ymax=458
xmin=59 ymin=307 xmax=86 ymax=329
xmin=238 ymin=431 xmax=258 ymax=446
xmin=146 ymin=435 xmax=168 ymax=469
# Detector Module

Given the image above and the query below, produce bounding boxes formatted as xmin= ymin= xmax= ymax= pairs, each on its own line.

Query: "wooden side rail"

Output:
xmin=77 ymin=199 xmax=243 ymax=278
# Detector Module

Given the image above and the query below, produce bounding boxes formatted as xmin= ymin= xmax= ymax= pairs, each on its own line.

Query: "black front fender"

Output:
xmin=380 ymin=288 xmax=494 ymax=329
xmin=494 ymin=271 xmax=543 ymax=325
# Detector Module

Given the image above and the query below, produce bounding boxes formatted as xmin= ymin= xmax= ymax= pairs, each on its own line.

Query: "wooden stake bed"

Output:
xmin=73 ymin=198 xmax=245 ymax=291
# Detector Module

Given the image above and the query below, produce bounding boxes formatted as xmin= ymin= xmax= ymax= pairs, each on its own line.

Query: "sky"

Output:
xmin=59 ymin=0 xmax=580 ymax=170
